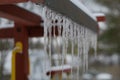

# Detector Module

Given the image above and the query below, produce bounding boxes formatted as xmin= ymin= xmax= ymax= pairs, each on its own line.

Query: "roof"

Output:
xmin=43 ymin=0 xmax=98 ymax=32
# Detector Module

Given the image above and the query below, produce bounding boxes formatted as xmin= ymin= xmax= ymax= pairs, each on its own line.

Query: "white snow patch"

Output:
xmin=70 ymin=0 xmax=96 ymax=20
xmin=96 ymin=73 xmax=112 ymax=80
xmin=48 ymin=65 xmax=71 ymax=71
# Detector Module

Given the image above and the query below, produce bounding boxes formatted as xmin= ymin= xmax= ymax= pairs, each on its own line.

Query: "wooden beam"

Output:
xmin=0 ymin=26 xmax=60 ymax=39
xmin=0 ymin=5 xmax=42 ymax=26
xmin=0 ymin=27 xmax=44 ymax=39
xmin=27 ymin=26 xmax=44 ymax=38
xmin=0 ymin=27 xmax=14 ymax=39
xmin=31 ymin=0 xmax=44 ymax=3
xmin=0 ymin=0 xmax=28 ymax=4
xmin=0 ymin=0 xmax=44 ymax=5
xmin=27 ymin=26 xmax=60 ymax=37
xmin=46 ymin=65 xmax=71 ymax=76
xmin=96 ymin=16 xmax=105 ymax=22
xmin=94 ymin=13 xmax=105 ymax=22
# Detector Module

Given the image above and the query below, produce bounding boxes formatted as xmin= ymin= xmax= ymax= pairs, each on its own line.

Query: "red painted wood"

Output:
xmin=0 ymin=5 xmax=42 ymax=26
xmin=27 ymin=26 xmax=44 ymax=38
xmin=47 ymin=68 xmax=71 ymax=76
xmin=96 ymin=16 xmax=105 ymax=22
xmin=0 ymin=0 xmax=28 ymax=4
xmin=31 ymin=0 xmax=44 ymax=3
xmin=0 ymin=27 xmax=14 ymax=39
xmin=27 ymin=26 xmax=60 ymax=37
xmin=0 ymin=0 xmax=44 ymax=4
xmin=0 ymin=26 xmax=60 ymax=39
xmin=14 ymin=23 xmax=29 ymax=80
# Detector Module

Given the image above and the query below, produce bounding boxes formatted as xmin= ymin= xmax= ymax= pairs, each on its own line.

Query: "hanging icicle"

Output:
xmin=38 ymin=5 xmax=98 ymax=80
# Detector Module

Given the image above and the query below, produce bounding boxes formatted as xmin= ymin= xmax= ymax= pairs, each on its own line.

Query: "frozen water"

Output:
xmin=37 ymin=5 xmax=97 ymax=80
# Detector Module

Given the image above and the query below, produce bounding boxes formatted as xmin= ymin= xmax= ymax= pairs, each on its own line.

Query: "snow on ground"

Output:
xmin=48 ymin=65 xmax=71 ymax=72
xmin=96 ymin=73 xmax=112 ymax=80
xmin=3 ymin=50 xmax=80 ymax=80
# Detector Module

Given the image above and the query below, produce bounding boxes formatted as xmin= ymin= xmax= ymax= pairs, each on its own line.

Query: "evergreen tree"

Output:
xmin=96 ymin=0 xmax=120 ymax=54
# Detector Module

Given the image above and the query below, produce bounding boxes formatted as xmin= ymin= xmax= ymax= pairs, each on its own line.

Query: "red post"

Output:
xmin=13 ymin=23 xmax=29 ymax=80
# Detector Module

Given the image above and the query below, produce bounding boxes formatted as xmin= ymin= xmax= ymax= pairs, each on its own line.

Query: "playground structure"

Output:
xmin=0 ymin=0 xmax=105 ymax=80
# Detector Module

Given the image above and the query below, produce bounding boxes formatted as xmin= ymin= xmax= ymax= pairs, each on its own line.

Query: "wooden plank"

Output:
xmin=27 ymin=26 xmax=60 ymax=37
xmin=0 ymin=5 xmax=42 ymax=26
xmin=0 ymin=26 xmax=60 ymax=39
xmin=31 ymin=0 xmax=44 ymax=3
xmin=0 ymin=27 xmax=14 ymax=39
xmin=0 ymin=0 xmax=28 ymax=4
xmin=96 ymin=16 xmax=105 ymax=22
xmin=0 ymin=0 xmax=44 ymax=4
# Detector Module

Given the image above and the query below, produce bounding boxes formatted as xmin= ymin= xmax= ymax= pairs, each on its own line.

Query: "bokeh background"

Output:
xmin=0 ymin=0 xmax=120 ymax=80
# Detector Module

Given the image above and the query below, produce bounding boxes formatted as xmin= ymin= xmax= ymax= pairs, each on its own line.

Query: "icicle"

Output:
xmin=42 ymin=6 xmax=54 ymax=79
xmin=85 ymin=28 xmax=89 ymax=71
xmin=93 ymin=34 xmax=97 ymax=59
xmin=77 ymin=27 xmax=80 ymax=80
xmin=61 ymin=17 xmax=66 ymax=79
xmin=89 ymin=30 xmax=97 ymax=59
xmin=40 ymin=5 xmax=98 ymax=80
xmin=42 ymin=6 xmax=49 ymax=78
xmin=71 ymin=23 xmax=74 ymax=80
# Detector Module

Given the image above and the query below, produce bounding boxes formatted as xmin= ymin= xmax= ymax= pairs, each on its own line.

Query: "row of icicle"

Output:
xmin=40 ymin=6 xmax=97 ymax=80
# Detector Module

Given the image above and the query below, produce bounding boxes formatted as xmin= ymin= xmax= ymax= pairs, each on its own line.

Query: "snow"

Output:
xmin=98 ymin=22 xmax=107 ymax=30
xmin=0 ymin=18 xmax=14 ymax=28
xmin=96 ymin=73 xmax=112 ymax=80
xmin=52 ymin=54 xmax=81 ymax=67
xmin=83 ymin=73 xmax=93 ymax=80
xmin=0 ymin=24 xmax=14 ymax=28
xmin=81 ymin=0 xmax=109 ymax=13
xmin=4 ymin=51 xmax=12 ymax=74
xmin=48 ymin=65 xmax=71 ymax=71
xmin=70 ymin=0 xmax=96 ymax=20
xmin=94 ymin=13 xmax=105 ymax=17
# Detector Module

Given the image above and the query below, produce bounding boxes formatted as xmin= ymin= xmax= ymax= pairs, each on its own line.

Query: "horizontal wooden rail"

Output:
xmin=0 ymin=26 xmax=60 ymax=39
xmin=0 ymin=27 xmax=14 ymax=38
xmin=0 ymin=5 xmax=42 ymax=26
xmin=0 ymin=0 xmax=44 ymax=4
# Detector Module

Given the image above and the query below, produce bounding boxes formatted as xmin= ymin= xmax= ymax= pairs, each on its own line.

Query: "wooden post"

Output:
xmin=11 ymin=42 xmax=23 ymax=80
xmin=12 ymin=23 xmax=29 ymax=80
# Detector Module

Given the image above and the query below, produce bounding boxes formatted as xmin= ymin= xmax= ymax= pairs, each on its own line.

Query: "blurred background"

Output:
xmin=0 ymin=0 xmax=120 ymax=80
xmin=83 ymin=0 xmax=120 ymax=80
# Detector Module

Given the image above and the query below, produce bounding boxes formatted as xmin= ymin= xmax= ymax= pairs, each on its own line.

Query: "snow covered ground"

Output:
xmin=3 ymin=49 xmax=81 ymax=80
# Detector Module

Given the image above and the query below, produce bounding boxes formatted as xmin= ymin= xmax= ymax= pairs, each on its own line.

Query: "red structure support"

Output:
xmin=0 ymin=27 xmax=14 ymax=39
xmin=0 ymin=5 xmax=42 ymax=26
xmin=96 ymin=16 xmax=105 ymax=22
xmin=0 ymin=4 xmax=43 ymax=80
xmin=13 ymin=23 xmax=29 ymax=80
xmin=0 ymin=26 xmax=60 ymax=39
xmin=0 ymin=0 xmax=44 ymax=4
xmin=0 ymin=4 xmax=60 ymax=80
